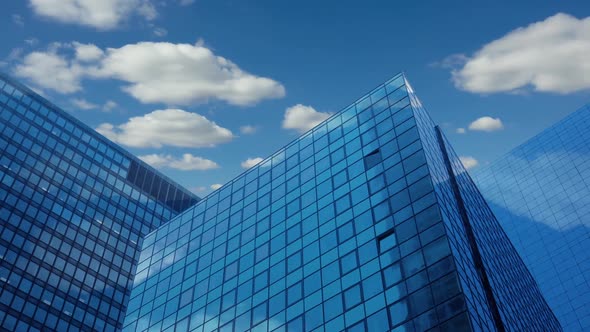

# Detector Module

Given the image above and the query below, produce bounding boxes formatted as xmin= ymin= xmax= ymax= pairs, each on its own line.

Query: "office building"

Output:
xmin=0 ymin=73 xmax=199 ymax=331
xmin=473 ymin=105 xmax=590 ymax=331
xmin=122 ymin=73 xmax=560 ymax=331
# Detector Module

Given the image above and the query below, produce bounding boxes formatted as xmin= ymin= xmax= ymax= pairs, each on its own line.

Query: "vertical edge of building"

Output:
xmin=405 ymin=77 xmax=561 ymax=331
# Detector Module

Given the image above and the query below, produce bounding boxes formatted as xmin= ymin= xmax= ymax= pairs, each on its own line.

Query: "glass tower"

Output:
xmin=123 ymin=73 xmax=559 ymax=331
xmin=0 ymin=72 xmax=199 ymax=331
xmin=473 ymin=105 xmax=590 ymax=332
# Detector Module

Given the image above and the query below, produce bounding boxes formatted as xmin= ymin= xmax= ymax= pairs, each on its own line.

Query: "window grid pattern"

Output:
xmin=473 ymin=104 xmax=590 ymax=332
xmin=0 ymin=74 xmax=198 ymax=331
xmin=406 ymin=80 xmax=561 ymax=331
xmin=124 ymin=74 xmax=473 ymax=332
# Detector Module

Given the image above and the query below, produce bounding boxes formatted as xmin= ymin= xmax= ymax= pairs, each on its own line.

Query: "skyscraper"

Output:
xmin=122 ymin=73 xmax=559 ymax=331
xmin=0 ymin=73 xmax=199 ymax=331
xmin=473 ymin=105 xmax=590 ymax=332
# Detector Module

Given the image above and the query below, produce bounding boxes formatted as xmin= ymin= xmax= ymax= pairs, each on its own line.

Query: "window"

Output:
xmin=363 ymin=149 xmax=382 ymax=170
xmin=378 ymin=230 xmax=397 ymax=253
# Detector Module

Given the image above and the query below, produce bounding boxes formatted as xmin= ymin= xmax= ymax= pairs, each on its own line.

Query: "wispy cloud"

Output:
xmin=460 ymin=156 xmax=479 ymax=170
xmin=12 ymin=14 xmax=24 ymax=26
xmin=71 ymin=98 xmax=98 ymax=110
xmin=239 ymin=125 xmax=258 ymax=135
xmin=241 ymin=157 xmax=263 ymax=169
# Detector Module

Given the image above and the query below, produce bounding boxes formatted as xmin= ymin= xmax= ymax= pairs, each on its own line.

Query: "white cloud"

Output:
xmin=451 ymin=13 xmax=590 ymax=94
xmin=153 ymin=27 xmax=168 ymax=37
xmin=12 ymin=14 xmax=24 ymax=26
xmin=430 ymin=53 xmax=468 ymax=69
xmin=459 ymin=156 xmax=479 ymax=170
xmin=282 ymin=104 xmax=332 ymax=133
xmin=14 ymin=50 xmax=85 ymax=93
xmin=468 ymin=116 xmax=504 ymax=132
xmin=96 ymin=42 xmax=285 ymax=105
xmin=136 ymin=1 xmax=157 ymax=20
xmin=71 ymin=98 xmax=98 ymax=110
xmin=14 ymin=41 xmax=285 ymax=106
xmin=1 ymin=48 xmax=24 ymax=68
xmin=29 ymin=0 xmax=157 ymax=30
xmin=240 ymin=125 xmax=257 ymax=135
xmin=210 ymin=184 xmax=222 ymax=190
xmin=24 ymin=38 xmax=39 ymax=46
xmin=102 ymin=100 xmax=117 ymax=112
xmin=139 ymin=153 xmax=218 ymax=170
xmin=70 ymin=98 xmax=118 ymax=112
xmin=241 ymin=157 xmax=263 ymax=169
xmin=96 ymin=109 xmax=233 ymax=148
xmin=73 ymin=42 xmax=104 ymax=62
xmin=456 ymin=127 xmax=466 ymax=134
xmin=190 ymin=186 xmax=207 ymax=193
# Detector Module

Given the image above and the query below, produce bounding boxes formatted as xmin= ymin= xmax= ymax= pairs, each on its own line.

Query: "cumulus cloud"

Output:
xmin=73 ymin=42 xmax=104 ymax=62
xmin=240 ymin=125 xmax=257 ymax=135
xmin=449 ymin=13 xmax=590 ymax=94
xmin=14 ymin=50 xmax=85 ymax=93
xmin=14 ymin=41 xmax=285 ymax=106
xmin=139 ymin=153 xmax=219 ymax=170
xmin=241 ymin=157 xmax=263 ymax=169
xmin=468 ymin=116 xmax=504 ymax=132
xmin=96 ymin=42 xmax=285 ymax=105
xmin=210 ymin=184 xmax=222 ymax=190
xmin=29 ymin=0 xmax=157 ymax=30
xmin=456 ymin=127 xmax=466 ymax=134
xmin=282 ymin=104 xmax=332 ymax=133
xmin=96 ymin=109 xmax=233 ymax=148
xmin=459 ymin=156 xmax=479 ymax=170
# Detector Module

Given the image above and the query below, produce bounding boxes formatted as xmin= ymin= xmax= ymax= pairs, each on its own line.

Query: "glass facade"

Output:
xmin=0 ymin=72 xmax=199 ymax=331
xmin=123 ymin=73 xmax=559 ymax=331
xmin=473 ymin=105 xmax=590 ymax=332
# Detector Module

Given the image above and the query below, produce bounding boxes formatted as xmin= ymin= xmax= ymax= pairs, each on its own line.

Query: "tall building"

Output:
xmin=122 ymin=73 xmax=560 ymax=332
xmin=0 ymin=73 xmax=199 ymax=331
xmin=473 ymin=105 xmax=590 ymax=332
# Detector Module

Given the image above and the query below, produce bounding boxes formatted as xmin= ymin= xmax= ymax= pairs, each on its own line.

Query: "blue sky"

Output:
xmin=2 ymin=1 xmax=590 ymax=195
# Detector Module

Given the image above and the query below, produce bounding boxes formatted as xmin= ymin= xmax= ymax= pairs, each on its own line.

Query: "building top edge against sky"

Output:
xmin=126 ymin=70 xmax=560 ymax=331
xmin=0 ymin=71 xmax=209 ymax=329
xmin=470 ymin=102 xmax=590 ymax=331
xmin=139 ymin=72 xmax=405 ymax=240
xmin=0 ymin=71 xmax=199 ymax=212
xmin=475 ymin=103 xmax=590 ymax=164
